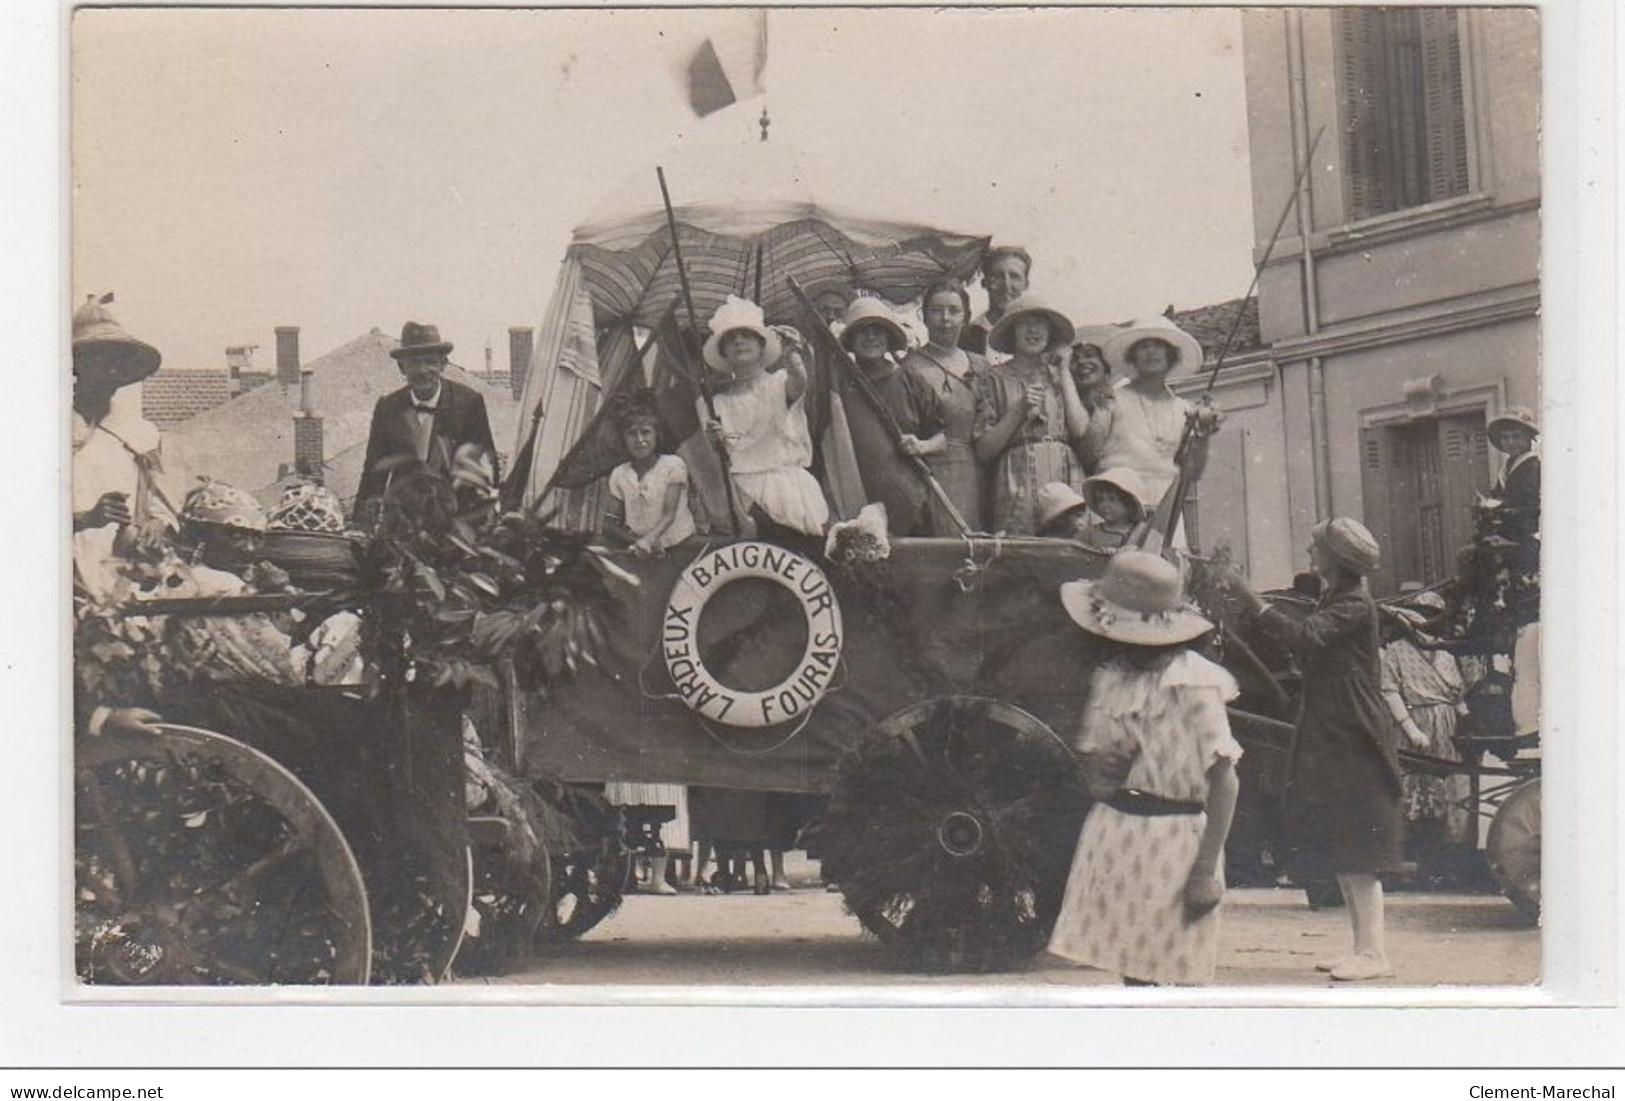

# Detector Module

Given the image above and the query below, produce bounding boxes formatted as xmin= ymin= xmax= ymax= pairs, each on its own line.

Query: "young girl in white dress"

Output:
xmin=699 ymin=296 xmax=829 ymax=538
xmin=1048 ymin=551 xmax=1242 ymax=985
xmin=604 ymin=392 xmax=696 ymax=557
xmin=600 ymin=392 xmax=694 ymax=890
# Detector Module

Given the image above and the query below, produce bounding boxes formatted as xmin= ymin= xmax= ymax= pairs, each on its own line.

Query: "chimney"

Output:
xmin=299 ymin=364 xmax=316 ymax=415
xmin=293 ymin=365 xmax=324 ymax=481
xmin=509 ymin=327 xmax=534 ymax=400
xmin=225 ymin=343 xmax=255 ymax=395
xmin=275 ymin=326 xmax=301 ymax=387
xmin=485 ymin=340 xmax=494 ymax=377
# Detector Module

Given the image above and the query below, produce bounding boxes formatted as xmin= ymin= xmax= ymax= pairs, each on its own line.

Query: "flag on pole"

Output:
xmin=686 ymin=10 xmax=767 ymax=117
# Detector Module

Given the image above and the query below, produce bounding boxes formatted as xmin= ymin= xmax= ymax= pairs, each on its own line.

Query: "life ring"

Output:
xmin=662 ymin=541 xmax=843 ymax=729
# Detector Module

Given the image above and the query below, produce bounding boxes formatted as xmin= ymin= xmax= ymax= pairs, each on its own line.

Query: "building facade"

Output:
xmin=1209 ymin=7 xmax=1540 ymax=593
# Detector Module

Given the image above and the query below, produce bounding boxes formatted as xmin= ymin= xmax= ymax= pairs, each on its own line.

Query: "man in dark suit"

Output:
xmin=357 ymin=322 xmax=498 ymax=515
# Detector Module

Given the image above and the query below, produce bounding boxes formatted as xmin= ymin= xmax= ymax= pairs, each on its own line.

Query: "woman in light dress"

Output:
xmin=700 ymin=296 xmax=828 ymax=539
xmin=971 ymin=296 xmax=1093 ymax=535
xmin=901 ymin=280 xmax=989 ymax=533
xmin=1047 ymin=551 xmax=1242 ymax=986
xmin=1089 ymin=316 xmax=1221 ymax=540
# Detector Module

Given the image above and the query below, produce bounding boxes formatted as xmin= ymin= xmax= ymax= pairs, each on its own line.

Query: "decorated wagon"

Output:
xmin=71 ymin=140 xmax=1538 ymax=987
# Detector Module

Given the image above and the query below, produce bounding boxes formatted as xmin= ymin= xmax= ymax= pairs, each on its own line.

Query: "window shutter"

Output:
xmin=1338 ymin=11 xmax=1386 ymax=220
xmin=1360 ymin=425 xmax=1399 ymax=595
xmin=1413 ymin=426 xmax=1448 ymax=583
xmin=1337 ymin=8 xmax=1471 ymax=220
xmin=1420 ymin=8 xmax=1471 ymax=199
xmin=1438 ymin=413 xmax=1494 ymax=574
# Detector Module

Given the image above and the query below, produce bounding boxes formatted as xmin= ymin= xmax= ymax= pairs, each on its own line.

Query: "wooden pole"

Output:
xmin=1138 ymin=127 xmax=1326 ymax=554
xmin=657 ymin=167 xmax=746 ymax=534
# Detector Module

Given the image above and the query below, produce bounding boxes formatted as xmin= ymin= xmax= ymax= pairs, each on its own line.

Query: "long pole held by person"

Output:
xmin=657 ymin=167 xmax=746 ymax=535
xmin=786 ymin=276 xmax=972 ymax=538
xmin=1138 ymin=127 xmax=1326 ymax=555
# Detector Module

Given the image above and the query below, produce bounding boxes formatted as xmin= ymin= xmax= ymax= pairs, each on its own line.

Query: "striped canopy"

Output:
xmin=573 ymin=213 xmax=989 ymax=329
xmin=515 ymin=140 xmax=991 ymax=514
xmin=567 ymin=140 xmax=990 ymax=327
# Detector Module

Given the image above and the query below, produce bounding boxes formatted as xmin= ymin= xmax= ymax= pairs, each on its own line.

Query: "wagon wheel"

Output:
xmin=75 ymin=723 xmax=372 ymax=985
xmin=455 ymin=818 xmax=554 ymax=975
xmin=533 ymin=785 xmax=633 ymax=944
xmin=1486 ymin=777 xmax=1540 ymax=921
xmin=818 ymin=696 xmax=1089 ymax=972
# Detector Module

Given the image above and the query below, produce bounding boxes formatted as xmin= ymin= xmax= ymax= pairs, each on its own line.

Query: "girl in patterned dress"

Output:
xmin=1048 ymin=551 xmax=1243 ymax=985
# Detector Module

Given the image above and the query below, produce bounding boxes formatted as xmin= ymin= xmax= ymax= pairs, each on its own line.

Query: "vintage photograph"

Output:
xmin=69 ymin=5 xmax=1543 ymax=994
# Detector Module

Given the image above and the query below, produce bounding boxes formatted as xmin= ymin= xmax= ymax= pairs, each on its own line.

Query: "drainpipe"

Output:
xmin=1288 ymin=10 xmax=1334 ymax=519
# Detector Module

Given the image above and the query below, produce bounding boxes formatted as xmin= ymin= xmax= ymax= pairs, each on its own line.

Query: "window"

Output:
xmin=1337 ymin=8 xmax=1472 ymax=221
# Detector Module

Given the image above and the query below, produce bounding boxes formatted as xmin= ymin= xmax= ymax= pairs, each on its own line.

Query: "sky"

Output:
xmin=71 ymin=6 xmax=1257 ymax=375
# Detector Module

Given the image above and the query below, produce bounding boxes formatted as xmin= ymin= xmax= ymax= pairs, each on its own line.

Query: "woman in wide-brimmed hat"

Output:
xmin=1222 ymin=516 xmax=1405 ymax=982
xmin=833 ymin=296 xmax=946 ymax=536
xmin=699 ymin=295 xmax=828 ymax=538
xmin=1047 ymin=551 xmax=1243 ymax=986
xmin=1378 ymin=588 xmax=1473 ymax=874
xmin=1090 ymin=316 xmax=1222 ymax=539
xmin=971 ymin=295 xmax=1093 ymax=534
xmin=901 ymin=280 xmax=991 ymax=533
xmin=1486 ymin=405 xmax=1540 ymax=540
xmin=71 ymin=293 xmax=176 ymax=600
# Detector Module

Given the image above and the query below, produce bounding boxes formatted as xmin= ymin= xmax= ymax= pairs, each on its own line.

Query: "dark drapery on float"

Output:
xmin=518 ymin=537 xmax=1111 ymax=793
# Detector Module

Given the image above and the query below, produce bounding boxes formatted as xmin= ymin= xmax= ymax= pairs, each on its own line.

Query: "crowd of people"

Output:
xmin=69 ymin=244 xmax=1539 ymax=987
xmin=609 ymin=245 xmax=1225 ymax=553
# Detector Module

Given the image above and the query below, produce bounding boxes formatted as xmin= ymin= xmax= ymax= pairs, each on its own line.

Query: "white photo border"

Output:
xmin=5 ymin=0 xmax=1617 ymax=1066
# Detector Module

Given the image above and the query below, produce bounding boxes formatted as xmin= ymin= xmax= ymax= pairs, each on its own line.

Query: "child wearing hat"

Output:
xmin=700 ymin=296 xmax=829 ymax=538
xmin=1047 ymin=551 xmax=1243 ymax=986
xmin=1036 ymin=468 xmax=1148 ymax=554
xmin=1079 ymin=469 xmax=1148 ymax=551
xmin=1222 ymin=516 xmax=1404 ymax=981
xmin=604 ymin=390 xmax=696 ymax=557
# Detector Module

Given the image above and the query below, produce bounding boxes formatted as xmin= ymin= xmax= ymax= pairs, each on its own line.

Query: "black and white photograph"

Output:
xmin=56 ymin=1 xmax=1571 ymax=1015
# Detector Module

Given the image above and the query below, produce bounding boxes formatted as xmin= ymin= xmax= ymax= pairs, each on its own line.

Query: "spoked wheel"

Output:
xmin=455 ymin=818 xmax=554 ymax=975
xmin=532 ymin=784 xmax=632 ymax=944
xmin=1486 ymin=777 xmax=1540 ymax=921
xmin=75 ymin=723 xmax=372 ymax=985
xmin=817 ymin=696 xmax=1089 ymax=972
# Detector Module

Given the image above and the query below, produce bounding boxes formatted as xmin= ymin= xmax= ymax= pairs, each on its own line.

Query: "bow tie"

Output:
xmin=412 ymin=401 xmax=437 ymax=414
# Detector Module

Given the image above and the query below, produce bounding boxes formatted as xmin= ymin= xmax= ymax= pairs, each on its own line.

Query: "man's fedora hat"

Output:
xmin=390 ymin=321 xmax=454 ymax=360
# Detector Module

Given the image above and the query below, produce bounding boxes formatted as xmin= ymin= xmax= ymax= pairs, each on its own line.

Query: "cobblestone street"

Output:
xmin=466 ymin=864 xmax=1540 ymax=993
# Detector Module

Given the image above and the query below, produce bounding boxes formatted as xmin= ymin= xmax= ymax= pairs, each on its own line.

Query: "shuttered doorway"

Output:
xmin=1360 ymin=411 xmax=1492 ymax=594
